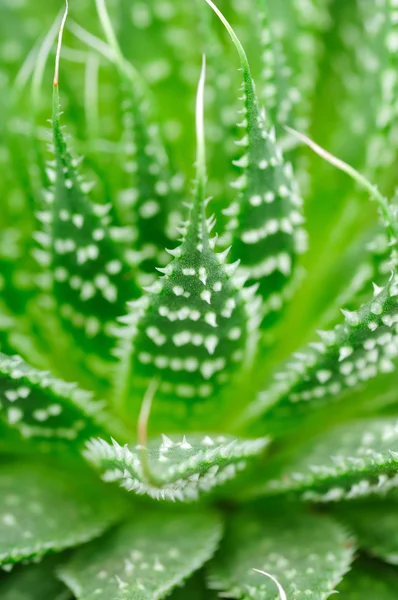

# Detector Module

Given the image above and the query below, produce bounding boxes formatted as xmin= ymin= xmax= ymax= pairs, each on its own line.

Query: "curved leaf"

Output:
xmin=84 ymin=434 xmax=269 ymax=501
xmin=208 ymin=508 xmax=355 ymax=600
xmin=34 ymin=84 xmax=139 ymax=365
xmin=244 ymin=271 xmax=398 ymax=424
xmin=205 ymin=0 xmax=306 ymax=327
xmin=0 ymin=353 xmax=120 ymax=445
xmin=0 ymin=461 xmax=127 ymax=567
xmin=59 ymin=509 xmax=223 ymax=600
xmin=116 ymin=58 xmax=260 ymax=431
xmin=252 ymin=417 xmax=398 ymax=502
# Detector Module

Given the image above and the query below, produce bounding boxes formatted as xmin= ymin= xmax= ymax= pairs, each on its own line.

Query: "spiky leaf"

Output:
xmin=38 ymin=85 xmax=139 ymax=364
xmin=256 ymin=0 xmax=301 ymax=138
xmin=205 ymin=0 xmax=305 ymax=325
xmin=115 ymin=73 xmax=179 ymax=279
xmin=84 ymin=434 xmax=269 ymax=501
xmin=208 ymin=508 xmax=355 ymax=600
xmin=244 ymin=271 xmax=398 ymax=424
xmin=252 ymin=417 xmax=398 ymax=501
xmin=59 ymin=510 xmax=223 ymax=600
xmin=116 ymin=58 xmax=260 ymax=431
xmin=0 ymin=353 xmax=118 ymax=445
xmin=94 ymin=0 xmax=179 ymax=282
xmin=0 ymin=461 xmax=127 ymax=567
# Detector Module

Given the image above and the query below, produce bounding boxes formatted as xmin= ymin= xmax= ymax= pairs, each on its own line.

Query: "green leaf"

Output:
xmin=336 ymin=559 xmax=398 ymax=599
xmin=0 ymin=461 xmax=127 ymax=567
xmin=94 ymin=0 xmax=180 ymax=283
xmin=0 ymin=420 xmax=35 ymax=455
xmin=256 ymin=0 xmax=301 ymax=138
xmin=243 ymin=271 xmax=398 ymax=424
xmin=263 ymin=0 xmax=330 ymax=135
xmin=334 ymin=498 xmax=398 ymax=565
xmin=319 ymin=225 xmax=394 ymax=330
xmin=0 ymin=558 xmax=71 ymax=600
xmin=252 ymin=417 xmax=398 ymax=502
xmin=361 ymin=0 xmax=398 ymax=177
xmin=205 ymin=0 xmax=306 ymax=326
xmin=115 ymin=58 xmax=260 ymax=431
xmin=208 ymin=508 xmax=355 ymax=600
xmin=114 ymin=72 xmax=178 ymax=283
xmin=35 ymin=83 xmax=139 ymax=364
xmin=84 ymin=434 xmax=269 ymax=501
xmin=0 ymin=353 xmax=119 ymax=445
xmin=59 ymin=509 xmax=223 ymax=600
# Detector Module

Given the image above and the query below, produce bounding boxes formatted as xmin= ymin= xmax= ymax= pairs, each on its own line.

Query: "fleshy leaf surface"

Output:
xmin=256 ymin=0 xmax=302 ymax=139
xmin=113 ymin=72 xmax=179 ymax=282
xmin=59 ymin=510 xmax=223 ymax=600
xmin=36 ymin=84 xmax=139 ymax=363
xmin=0 ymin=461 xmax=127 ymax=567
xmin=0 ymin=353 xmax=117 ymax=444
xmin=84 ymin=434 xmax=269 ymax=501
xmin=208 ymin=509 xmax=355 ymax=600
xmin=95 ymin=0 xmax=179 ymax=282
xmin=253 ymin=417 xmax=398 ymax=501
xmin=205 ymin=0 xmax=306 ymax=325
xmin=116 ymin=57 xmax=260 ymax=431
xmin=244 ymin=271 xmax=398 ymax=423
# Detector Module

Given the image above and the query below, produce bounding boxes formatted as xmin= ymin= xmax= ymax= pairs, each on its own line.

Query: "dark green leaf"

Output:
xmin=335 ymin=498 xmax=398 ymax=564
xmin=0 ymin=558 xmax=71 ymax=600
xmin=336 ymin=559 xmax=398 ymax=599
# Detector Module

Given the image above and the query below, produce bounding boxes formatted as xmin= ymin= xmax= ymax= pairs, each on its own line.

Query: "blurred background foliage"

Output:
xmin=0 ymin=0 xmax=397 ymax=404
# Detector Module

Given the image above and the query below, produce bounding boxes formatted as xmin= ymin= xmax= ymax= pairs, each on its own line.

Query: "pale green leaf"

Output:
xmin=244 ymin=271 xmax=398 ymax=424
xmin=251 ymin=417 xmax=398 ymax=502
xmin=59 ymin=509 xmax=223 ymax=600
xmin=205 ymin=0 xmax=306 ymax=325
xmin=84 ymin=434 xmax=269 ymax=501
xmin=115 ymin=58 xmax=260 ymax=431
xmin=35 ymin=83 xmax=139 ymax=363
xmin=0 ymin=353 xmax=120 ymax=445
xmin=94 ymin=0 xmax=180 ymax=282
xmin=0 ymin=461 xmax=127 ymax=567
xmin=208 ymin=508 xmax=355 ymax=600
xmin=256 ymin=0 xmax=301 ymax=138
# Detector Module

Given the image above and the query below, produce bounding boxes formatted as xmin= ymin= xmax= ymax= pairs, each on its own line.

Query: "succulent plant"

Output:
xmin=1 ymin=0 xmax=398 ymax=597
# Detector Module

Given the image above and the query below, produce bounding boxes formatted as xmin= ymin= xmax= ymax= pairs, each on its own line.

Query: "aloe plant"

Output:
xmin=1 ymin=0 xmax=398 ymax=597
